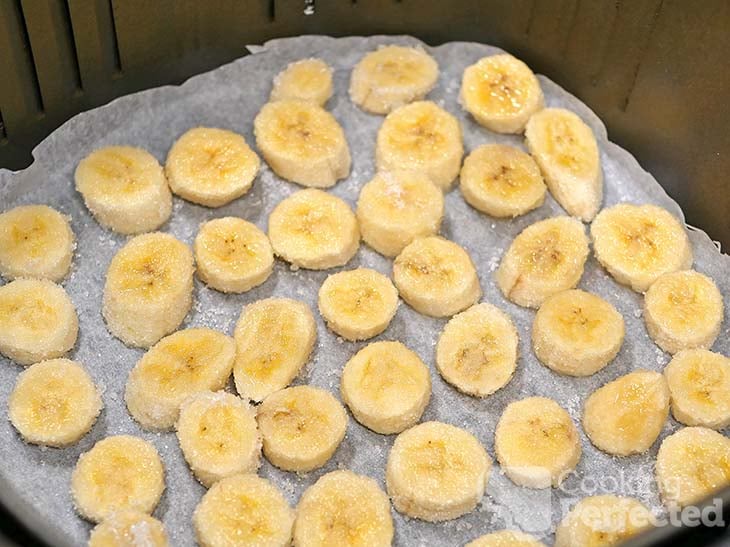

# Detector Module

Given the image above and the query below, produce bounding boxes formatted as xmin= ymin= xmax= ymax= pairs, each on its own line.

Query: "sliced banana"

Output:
xmin=268 ymin=188 xmax=360 ymax=270
xmin=495 ymin=216 xmax=589 ymax=308
xmin=72 ymin=435 xmax=165 ymax=523
xmin=532 ymin=289 xmax=625 ymax=377
xmin=590 ymin=203 xmax=693 ymax=292
xmin=88 ymin=511 xmax=169 ymax=547
xmin=256 ymin=385 xmax=348 ymax=472
xmin=494 ymin=397 xmax=581 ymax=488
xmin=254 ymin=100 xmax=351 ymax=188
xmin=376 ymin=101 xmax=463 ymax=191
xmin=340 ymin=340 xmax=431 ymax=434
xmin=102 ymin=232 xmax=194 ymax=348
xmin=0 ymin=278 xmax=78 ymax=365
xmin=271 ymin=58 xmax=333 ymax=106
xmin=75 ymin=146 xmax=172 ymax=234
xmin=467 ymin=530 xmax=546 ymax=547
xmin=125 ymin=328 xmax=235 ymax=430
xmin=393 ymin=235 xmax=481 ymax=317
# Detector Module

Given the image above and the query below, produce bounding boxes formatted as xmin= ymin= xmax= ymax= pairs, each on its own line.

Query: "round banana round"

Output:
xmin=393 ymin=235 xmax=481 ymax=317
xmin=72 ymin=435 xmax=165 ymax=523
xmin=495 ymin=397 xmax=581 ymax=488
xmin=590 ymin=203 xmax=693 ymax=293
xmin=376 ymin=100 xmax=463 ymax=190
xmin=270 ymin=58 xmax=333 ymax=106
xmin=318 ymin=267 xmax=399 ymax=341
xmin=582 ymin=370 xmax=670 ymax=456
xmin=0 ymin=278 xmax=78 ymax=365
xmin=268 ymin=188 xmax=360 ymax=269
xmin=466 ymin=530 xmax=546 ymax=547
xmin=341 ymin=340 xmax=431 ymax=434
xmin=0 ymin=204 xmax=74 ymax=282
xmin=165 ymin=127 xmax=260 ymax=207
xmin=233 ymin=297 xmax=316 ymax=402
xmin=495 ymin=216 xmax=589 ymax=308
xmin=88 ymin=511 xmax=169 ymax=547
xmin=349 ymin=45 xmax=439 ymax=115
xmin=644 ymin=270 xmax=723 ymax=354
xmin=125 ymin=328 xmax=235 ymax=430
xmin=74 ymin=146 xmax=172 ymax=234
xmin=293 ymin=470 xmax=394 ymax=547
xmin=356 ymin=170 xmax=444 ymax=257
xmin=436 ymin=303 xmax=519 ymax=397
xmin=257 ymin=385 xmax=348 ymax=472
xmin=102 ymin=232 xmax=194 ymax=348
xmin=532 ymin=289 xmax=625 ymax=377
xmin=254 ymin=100 xmax=351 ymax=188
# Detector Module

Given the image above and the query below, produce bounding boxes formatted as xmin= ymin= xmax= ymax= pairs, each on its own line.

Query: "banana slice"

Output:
xmin=356 ymin=170 xmax=444 ymax=257
xmin=271 ymin=58 xmax=333 ymax=106
xmin=0 ymin=278 xmax=78 ymax=365
xmin=393 ymin=236 xmax=481 ymax=317
xmin=125 ymin=328 xmax=235 ymax=430
xmin=194 ymin=474 xmax=294 ymax=547
xmin=644 ymin=270 xmax=723 ymax=354
xmin=75 ymin=146 xmax=172 ymax=234
xmin=340 ymin=340 xmax=431 ymax=434
xmin=268 ymin=189 xmax=360 ymax=270
xmin=386 ymin=421 xmax=491 ymax=521
xmin=88 ymin=511 xmax=169 ymax=547
xmin=318 ymin=267 xmax=399 ymax=341
xmin=525 ymin=108 xmax=602 ymax=221
xmin=165 ymin=127 xmax=260 ymax=207
xmin=72 ymin=435 xmax=165 ymax=523
xmin=376 ymin=101 xmax=463 ymax=191
xmin=532 ymin=289 xmax=625 ymax=377
xmin=349 ymin=45 xmax=439 ymax=115
xmin=293 ymin=470 xmax=394 ymax=547
xmin=256 ymin=385 xmax=348 ymax=472
xmin=194 ymin=217 xmax=274 ymax=293
xmin=582 ymin=370 xmax=669 ymax=456
xmin=254 ymin=100 xmax=351 ymax=188
xmin=495 ymin=216 xmax=589 ymax=308
xmin=436 ymin=303 xmax=519 ymax=397
xmin=233 ymin=297 xmax=316 ymax=402
xmin=102 ymin=232 xmax=194 ymax=348
xmin=176 ymin=391 xmax=261 ymax=488
xmin=494 ymin=397 xmax=581 ymax=488
xmin=0 ymin=205 xmax=74 ymax=282
xmin=590 ymin=204 xmax=693 ymax=292
xmin=467 ymin=530 xmax=546 ymax=547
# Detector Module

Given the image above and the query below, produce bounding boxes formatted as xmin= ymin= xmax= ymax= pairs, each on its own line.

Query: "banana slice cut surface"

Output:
xmin=271 ymin=58 xmax=333 ymax=106
xmin=88 ymin=511 xmax=169 ymax=547
xmin=467 ymin=530 xmax=546 ymax=547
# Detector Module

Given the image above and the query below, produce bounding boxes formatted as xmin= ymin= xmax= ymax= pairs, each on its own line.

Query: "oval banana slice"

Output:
xmin=271 ymin=58 xmax=333 ymax=106
xmin=89 ymin=511 xmax=169 ymax=547
xmin=75 ymin=146 xmax=172 ymax=234
xmin=467 ymin=530 xmax=546 ymax=547
xmin=341 ymin=340 xmax=431 ymax=434
xmin=590 ymin=203 xmax=693 ymax=292
xmin=318 ymin=267 xmax=399 ymax=341
xmin=495 ymin=397 xmax=581 ymax=488
xmin=376 ymin=101 xmax=463 ymax=190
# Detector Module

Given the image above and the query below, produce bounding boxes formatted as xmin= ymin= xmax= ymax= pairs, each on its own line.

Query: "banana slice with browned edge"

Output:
xmin=467 ymin=530 xmax=546 ymax=547
xmin=271 ymin=58 xmax=333 ymax=106
xmin=88 ymin=511 xmax=169 ymax=547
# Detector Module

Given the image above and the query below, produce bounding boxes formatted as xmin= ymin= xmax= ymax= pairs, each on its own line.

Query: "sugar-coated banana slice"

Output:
xmin=393 ymin=236 xmax=481 ymax=317
xmin=495 ymin=397 xmax=581 ymax=488
xmin=257 ymin=385 xmax=348 ymax=472
xmin=268 ymin=189 xmax=360 ymax=270
xmin=88 ymin=511 xmax=169 ymax=547
xmin=376 ymin=101 xmax=463 ymax=190
xmin=194 ymin=474 xmax=294 ymax=547
xmin=0 ymin=278 xmax=78 ymax=365
xmin=386 ymin=421 xmax=491 ymax=521
xmin=591 ymin=203 xmax=693 ymax=293
xmin=436 ymin=303 xmax=519 ymax=397
xmin=356 ymin=170 xmax=444 ymax=257
xmin=125 ymin=328 xmax=235 ymax=430
xmin=495 ymin=216 xmax=589 ymax=308
xmin=582 ymin=370 xmax=669 ymax=456
xmin=271 ymin=58 xmax=333 ymax=106
xmin=254 ymin=100 xmax=351 ymax=188
xmin=75 ymin=146 xmax=172 ymax=234
xmin=194 ymin=217 xmax=274 ymax=293
xmin=72 ymin=435 xmax=165 ymax=523
xmin=532 ymin=289 xmax=625 ymax=377
xmin=467 ymin=530 xmax=546 ymax=547
xmin=341 ymin=340 xmax=431 ymax=434
xmin=102 ymin=232 xmax=194 ymax=348
xmin=349 ymin=45 xmax=439 ymax=115
xmin=318 ymin=267 xmax=399 ymax=341
xmin=293 ymin=470 xmax=394 ymax=547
